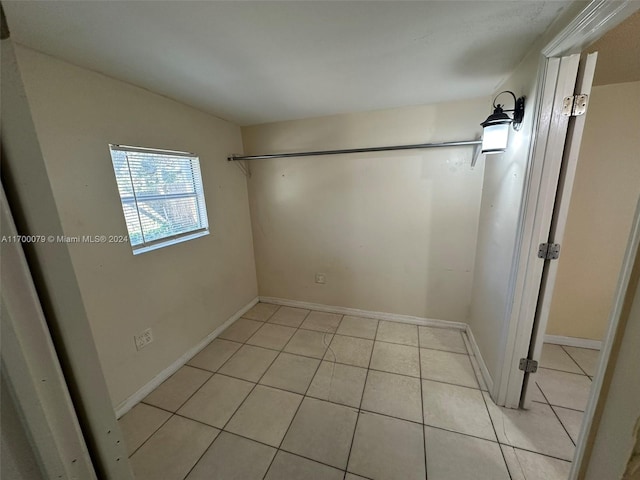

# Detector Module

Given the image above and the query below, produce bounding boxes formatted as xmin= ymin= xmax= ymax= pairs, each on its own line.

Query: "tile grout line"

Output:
xmin=278 ymin=311 xmax=338 ymax=361
xmin=505 ymin=378 xmax=578 ymax=471
xmin=533 ymin=378 xmax=586 ymax=413
xmin=175 ymin=423 xmax=370 ymax=479
xmin=159 ymin=314 xmax=495 ymax=436
xmin=535 ymin=381 xmax=578 ymax=448
xmin=538 ymin=365 xmax=591 ymax=379
xmin=532 ymin=399 xmax=586 ymax=413
xmin=409 ymin=421 xmax=503 ymax=444
xmin=168 ymin=421 xmax=364 ymax=479
xmin=203 ymin=354 xmax=482 ymax=392
xmin=342 ymin=316 xmax=380 ymax=480
xmin=259 ymin=308 xmax=326 ymax=479
xmin=175 ymin=406 xmax=419 ymax=477
xmin=264 ymin=318 xmax=344 ymax=478
xmin=130 ymin=372 xmax=217 ymax=477
xmin=126 ymin=308 xmax=354 ymax=474
xmin=128 ymin=305 xmax=505 ymax=478
xmin=180 ymin=304 xmax=286 ymax=480
xmin=536 ymin=355 xmax=590 ymax=376
xmin=125 ymin=408 xmax=175 ymax=459
xmin=274 ymin=448 xmax=346 ymax=477
xmin=534 ymin=381 xmax=551 ymax=406
xmin=146 ymin=366 xmax=214 ymax=414
xmin=244 ymin=318 xmax=311 ymax=351
xmin=131 ymin=307 xmax=578 ymax=480
xmin=418 ymin=327 xmax=428 ymax=479
xmin=559 ymin=345 xmax=593 ymax=378
xmin=496 ymin=442 xmax=575 ymax=464
xmin=235 ymin=320 xmax=470 ymax=355
xmin=223 ymin=306 xmax=311 ymax=479
xmin=487 ymin=381 xmax=575 ymax=470
xmin=207 ymin=323 xmax=474 ymax=374
xmin=145 ymin=399 xmax=531 ymax=451
xmin=184 ymin=307 xmax=352 ymax=436
xmin=176 ymin=425 xmax=348 ymax=475
xmin=478 ymin=383 xmax=515 ymax=480
xmin=549 ymin=404 xmax=578 ymax=447
xmin=184 ymin=357 xmax=496 ymax=435
xmin=128 ymin=358 xmax=224 ymax=463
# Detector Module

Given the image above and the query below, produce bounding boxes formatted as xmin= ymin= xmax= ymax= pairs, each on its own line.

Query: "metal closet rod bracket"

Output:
xmin=227 ymin=139 xmax=482 ymax=162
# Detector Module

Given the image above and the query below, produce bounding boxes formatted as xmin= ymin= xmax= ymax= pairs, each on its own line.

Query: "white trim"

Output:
xmin=259 ymin=296 xmax=467 ymax=330
xmin=520 ymin=51 xmax=598 ymax=411
xmin=1 ymin=186 xmax=97 ymax=479
xmin=526 ymin=50 xmax=598 ymax=358
xmin=544 ymin=335 xmax=602 ymax=351
xmin=542 ymin=0 xmax=640 ymax=57
xmin=115 ymin=296 xmax=259 ymax=418
xmin=465 ymin=326 xmax=494 ymax=393
xmin=500 ymin=0 xmax=640 ymax=410
xmin=501 ymin=0 xmax=640 ymax=409
xmin=131 ymin=229 xmax=209 ymax=255
xmin=497 ymin=54 xmax=571 ymax=408
xmin=109 ymin=144 xmax=196 ymax=157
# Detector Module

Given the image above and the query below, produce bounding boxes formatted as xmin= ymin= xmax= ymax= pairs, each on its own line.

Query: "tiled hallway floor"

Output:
xmin=118 ymin=303 xmax=596 ymax=480
xmin=533 ymin=343 xmax=600 ymax=445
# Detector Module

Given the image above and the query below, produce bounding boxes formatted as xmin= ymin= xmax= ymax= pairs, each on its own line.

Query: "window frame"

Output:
xmin=109 ymin=144 xmax=210 ymax=255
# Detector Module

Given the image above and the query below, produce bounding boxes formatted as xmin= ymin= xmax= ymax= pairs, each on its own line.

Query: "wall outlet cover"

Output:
xmin=134 ymin=328 xmax=153 ymax=351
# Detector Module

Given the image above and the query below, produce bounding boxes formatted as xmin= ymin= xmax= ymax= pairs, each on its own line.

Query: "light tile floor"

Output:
xmin=533 ymin=343 xmax=600 ymax=446
xmin=119 ymin=303 xmax=599 ymax=480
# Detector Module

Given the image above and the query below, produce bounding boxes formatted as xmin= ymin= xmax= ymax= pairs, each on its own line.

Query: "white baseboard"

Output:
xmin=464 ymin=326 xmax=494 ymax=393
xmin=259 ymin=296 xmax=467 ymax=330
xmin=544 ymin=334 xmax=602 ymax=350
xmin=115 ymin=296 xmax=259 ymax=419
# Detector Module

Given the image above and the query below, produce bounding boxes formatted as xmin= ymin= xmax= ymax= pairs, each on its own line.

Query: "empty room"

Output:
xmin=2 ymin=2 xmax=639 ymax=480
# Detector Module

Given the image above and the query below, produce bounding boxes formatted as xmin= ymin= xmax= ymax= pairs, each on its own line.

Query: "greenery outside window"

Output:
xmin=109 ymin=145 xmax=209 ymax=254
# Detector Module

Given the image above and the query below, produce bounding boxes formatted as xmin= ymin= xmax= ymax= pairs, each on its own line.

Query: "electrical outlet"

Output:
xmin=134 ymin=328 xmax=153 ymax=351
xmin=315 ymin=273 xmax=326 ymax=284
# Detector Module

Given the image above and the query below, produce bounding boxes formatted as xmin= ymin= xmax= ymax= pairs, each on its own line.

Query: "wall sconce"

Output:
xmin=480 ymin=91 xmax=525 ymax=154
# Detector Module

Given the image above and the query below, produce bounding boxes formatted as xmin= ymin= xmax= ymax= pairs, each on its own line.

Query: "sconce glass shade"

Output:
xmin=481 ymin=106 xmax=512 ymax=154
xmin=482 ymin=123 xmax=510 ymax=154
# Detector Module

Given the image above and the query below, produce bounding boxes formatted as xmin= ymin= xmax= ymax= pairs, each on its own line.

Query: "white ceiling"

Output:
xmin=3 ymin=1 xmax=574 ymax=126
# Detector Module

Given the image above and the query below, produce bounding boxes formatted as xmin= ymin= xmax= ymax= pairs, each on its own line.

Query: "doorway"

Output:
xmin=514 ymin=8 xmax=640 ymax=480
xmin=531 ymin=7 xmax=640 ymax=440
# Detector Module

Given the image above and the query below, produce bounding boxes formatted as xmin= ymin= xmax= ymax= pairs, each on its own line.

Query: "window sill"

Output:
xmin=132 ymin=229 xmax=209 ymax=255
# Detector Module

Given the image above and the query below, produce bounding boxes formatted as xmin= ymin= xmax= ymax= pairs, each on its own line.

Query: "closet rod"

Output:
xmin=228 ymin=139 xmax=482 ymax=161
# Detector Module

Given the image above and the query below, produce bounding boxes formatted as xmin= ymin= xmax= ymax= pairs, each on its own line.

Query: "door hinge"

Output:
xmin=538 ymin=243 xmax=561 ymax=260
xmin=519 ymin=358 xmax=539 ymax=373
xmin=562 ymin=94 xmax=589 ymax=116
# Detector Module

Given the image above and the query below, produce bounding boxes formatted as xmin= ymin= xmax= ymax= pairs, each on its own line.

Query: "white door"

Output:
xmin=520 ymin=52 xmax=598 ymax=407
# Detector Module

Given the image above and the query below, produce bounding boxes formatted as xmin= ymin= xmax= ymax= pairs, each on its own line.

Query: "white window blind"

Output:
xmin=109 ymin=145 xmax=209 ymax=254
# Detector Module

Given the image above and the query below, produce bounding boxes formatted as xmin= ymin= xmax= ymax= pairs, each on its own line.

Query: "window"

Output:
xmin=109 ymin=145 xmax=209 ymax=254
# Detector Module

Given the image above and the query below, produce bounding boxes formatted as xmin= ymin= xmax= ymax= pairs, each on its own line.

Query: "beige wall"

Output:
xmin=13 ymin=45 xmax=258 ymax=408
xmin=582 ymin=206 xmax=640 ymax=480
xmin=242 ymin=98 xmax=488 ymax=322
xmin=546 ymin=81 xmax=640 ymax=341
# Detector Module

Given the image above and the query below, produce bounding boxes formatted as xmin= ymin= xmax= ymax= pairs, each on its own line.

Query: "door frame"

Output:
xmin=520 ymin=50 xmax=598 ymax=409
xmin=1 ymin=35 xmax=134 ymax=479
xmin=497 ymin=0 xmax=640 ymax=409
xmin=498 ymin=5 xmax=640 ymax=477
xmin=1 ymin=185 xmax=97 ymax=479
xmin=502 ymin=49 xmax=599 ymax=409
